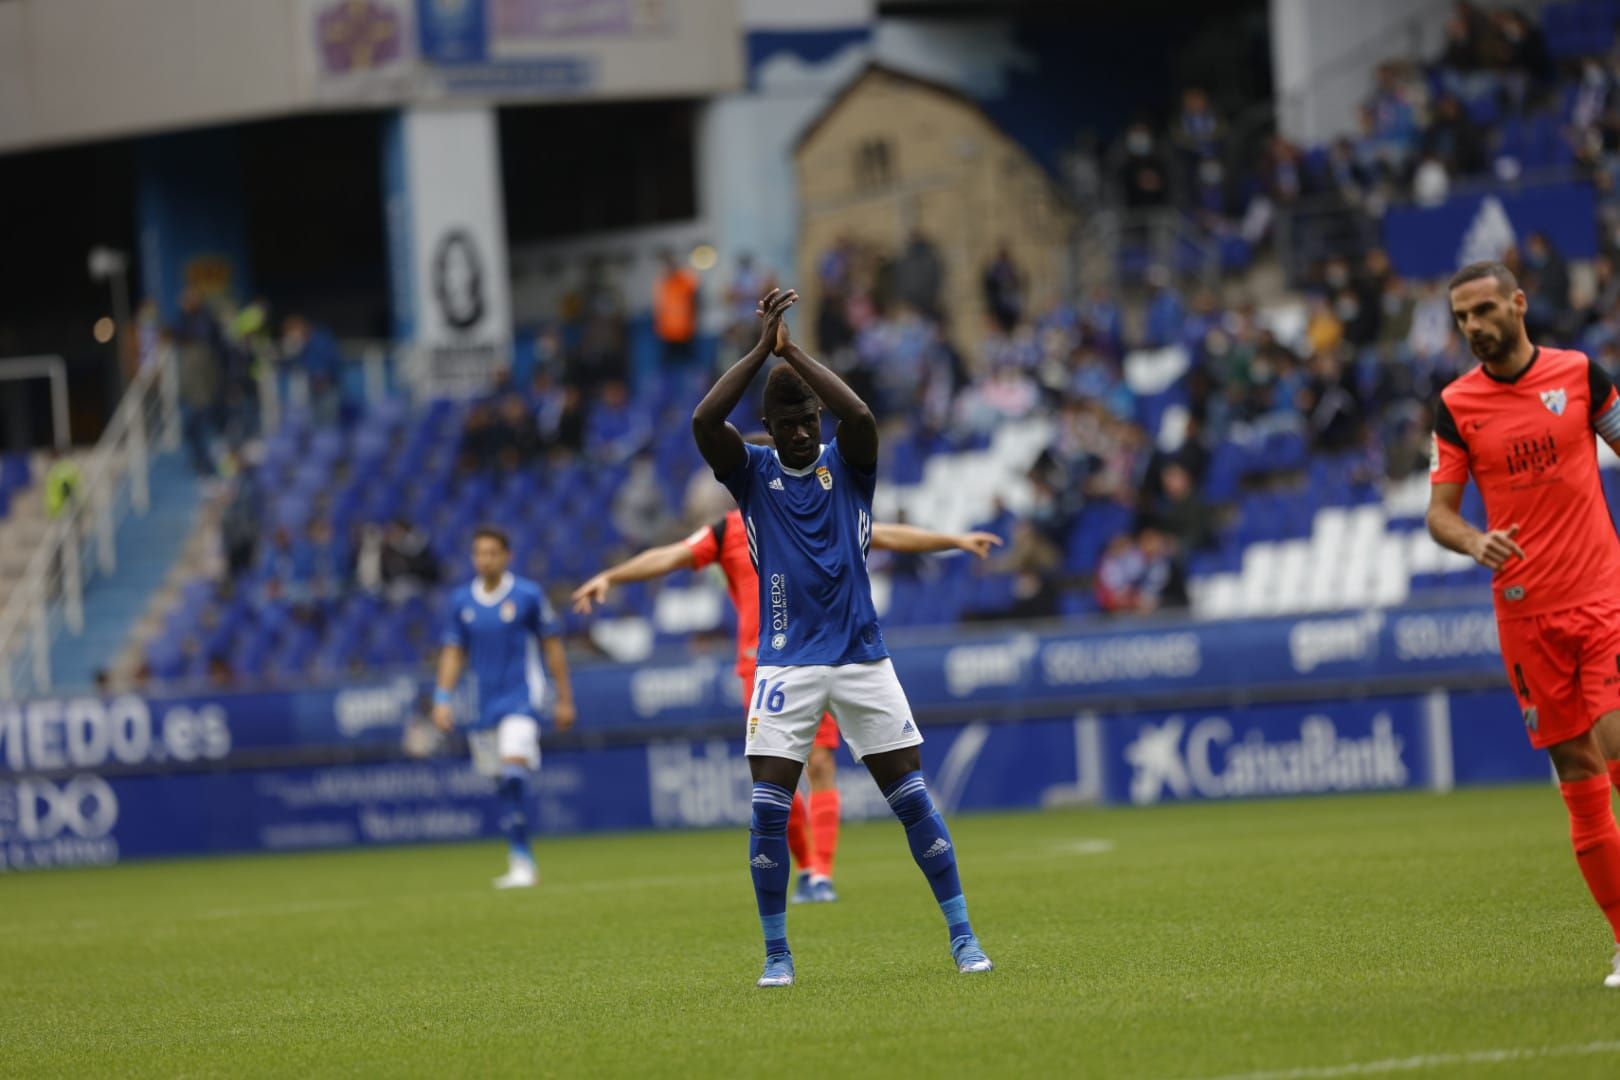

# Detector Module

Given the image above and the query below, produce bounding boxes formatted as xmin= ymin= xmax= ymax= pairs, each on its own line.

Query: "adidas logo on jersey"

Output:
xmin=901 ymin=720 xmax=914 ymax=734
xmin=922 ymin=838 xmax=952 ymax=859
xmin=751 ymin=853 xmax=780 ymax=870
xmin=768 ymin=478 xmax=785 ymax=491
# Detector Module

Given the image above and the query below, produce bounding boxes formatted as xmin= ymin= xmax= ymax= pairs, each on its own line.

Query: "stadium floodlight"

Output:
xmin=87 ymin=246 xmax=132 ymax=376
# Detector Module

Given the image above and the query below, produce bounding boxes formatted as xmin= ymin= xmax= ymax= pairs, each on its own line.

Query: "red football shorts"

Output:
xmin=1497 ymin=598 xmax=1620 ymax=749
xmin=738 ymin=666 xmax=840 ymax=751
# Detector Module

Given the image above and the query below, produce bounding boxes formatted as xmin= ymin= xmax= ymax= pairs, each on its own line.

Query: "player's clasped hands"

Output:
xmin=1470 ymin=523 xmax=1526 ymax=571
xmin=755 ymin=288 xmax=799 ymax=354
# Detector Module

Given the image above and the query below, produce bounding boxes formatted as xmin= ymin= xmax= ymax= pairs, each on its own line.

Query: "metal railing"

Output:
xmin=0 ymin=347 xmax=180 ymax=699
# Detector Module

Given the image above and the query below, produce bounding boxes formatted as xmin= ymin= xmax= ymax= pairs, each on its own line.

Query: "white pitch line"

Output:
xmin=1193 ymin=1040 xmax=1620 ymax=1080
xmin=194 ymin=897 xmax=371 ymax=921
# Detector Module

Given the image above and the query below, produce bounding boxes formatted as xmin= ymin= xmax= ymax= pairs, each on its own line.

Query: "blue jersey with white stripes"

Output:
xmin=442 ymin=573 xmax=559 ymax=729
xmin=721 ymin=440 xmax=887 ymax=667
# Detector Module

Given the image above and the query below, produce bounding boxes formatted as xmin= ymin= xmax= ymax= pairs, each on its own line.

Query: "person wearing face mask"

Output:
xmin=1519 ymin=231 xmax=1571 ymax=342
xmin=1120 ymin=123 xmax=1169 ymax=209
xmin=280 ymin=314 xmax=343 ymax=428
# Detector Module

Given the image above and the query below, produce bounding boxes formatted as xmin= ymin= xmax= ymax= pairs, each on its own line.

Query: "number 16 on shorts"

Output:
xmin=747 ymin=677 xmax=786 ymax=746
xmin=746 ymin=661 xmax=922 ymax=764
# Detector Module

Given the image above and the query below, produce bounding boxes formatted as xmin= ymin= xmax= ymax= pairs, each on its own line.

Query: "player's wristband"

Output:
xmin=433 ymin=688 xmax=453 ymax=707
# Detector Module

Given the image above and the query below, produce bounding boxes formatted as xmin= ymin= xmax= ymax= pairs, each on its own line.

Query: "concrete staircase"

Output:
xmin=112 ymin=472 xmax=227 ymax=686
xmin=47 ymin=452 xmax=205 ymax=690
xmin=0 ymin=454 xmax=57 ymax=618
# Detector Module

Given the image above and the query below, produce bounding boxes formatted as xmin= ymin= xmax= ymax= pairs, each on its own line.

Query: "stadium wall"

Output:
xmin=0 ymin=603 xmax=1548 ymax=872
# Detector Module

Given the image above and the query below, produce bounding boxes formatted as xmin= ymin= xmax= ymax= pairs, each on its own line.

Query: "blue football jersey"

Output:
xmin=721 ymin=440 xmax=887 ymax=667
xmin=442 ymin=573 xmax=560 ymax=729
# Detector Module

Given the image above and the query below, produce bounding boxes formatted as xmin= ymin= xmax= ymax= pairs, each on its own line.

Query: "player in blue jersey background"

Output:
xmin=433 ymin=525 xmax=576 ymax=889
xmin=691 ymin=288 xmax=992 ymax=987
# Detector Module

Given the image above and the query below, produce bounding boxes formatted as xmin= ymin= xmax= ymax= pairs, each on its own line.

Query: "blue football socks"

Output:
xmin=497 ymin=763 xmax=532 ymax=863
xmin=750 ymin=782 xmax=794 ymax=957
xmin=884 ymin=771 xmax=974 ymax=941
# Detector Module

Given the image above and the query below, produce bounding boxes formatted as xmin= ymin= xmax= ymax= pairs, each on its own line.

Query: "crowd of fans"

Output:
xmin=145 ymin=1 xmax=1620 ymax=688
xmin=153 ymin=287 xmax=354 ymax=480
xmin=1093 ymin=2 xmax=1620 ymax=276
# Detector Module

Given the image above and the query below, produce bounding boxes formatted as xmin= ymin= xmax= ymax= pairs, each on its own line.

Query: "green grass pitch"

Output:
xmin=5 ymin=785 xmax=1620 ymax=1078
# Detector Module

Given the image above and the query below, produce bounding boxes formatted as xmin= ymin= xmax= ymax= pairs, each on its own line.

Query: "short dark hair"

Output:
xmin=1448 ymin=260 xmax=1519 ymax=295
xmin=762 ymin=364 xmax=815 ymax=415
xmin=472 ymin=525 xmax=510 ymax=551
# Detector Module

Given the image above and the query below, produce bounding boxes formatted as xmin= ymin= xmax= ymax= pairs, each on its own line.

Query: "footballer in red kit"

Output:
xmin=1428 ymin=260 xmax=1620 ymax=987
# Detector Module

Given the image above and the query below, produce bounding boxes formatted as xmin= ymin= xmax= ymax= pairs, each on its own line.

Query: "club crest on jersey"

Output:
xmin=1540 ymin=388 xmax=1567 ymax=416
xmin=816 ymin=465 xmax=832 ymax=490
xmin=500 ymin=600 xmax=517 ymax=623
xmin=748 ymin=716 xmax=759 ymax=740
xmin=772 ymin=633 xmax=787 ymax=650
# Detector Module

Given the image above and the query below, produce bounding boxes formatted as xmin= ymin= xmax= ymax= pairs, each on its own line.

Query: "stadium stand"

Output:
xmin=125 ymin=0 xmax=1620 ymax=692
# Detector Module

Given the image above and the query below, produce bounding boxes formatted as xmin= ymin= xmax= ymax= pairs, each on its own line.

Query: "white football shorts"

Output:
xmin=745 ymin=659 xmax=922 ymax=763
xmin=468 ymin=714 xmax=541 ymax=776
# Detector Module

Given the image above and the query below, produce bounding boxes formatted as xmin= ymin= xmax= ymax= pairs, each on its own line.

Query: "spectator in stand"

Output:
xmin=1080 ymin=285 xmax=1125 ymax=356
xmin=257 ymin=526 xmax=308 ymax=602
xmin=493 ymin=392 xmax=543 ymax=471
xmin=219 ymin=451 xmax=264 ymax=579
xmin=1119 ymin=123 xmax=1171 ymax=209
xmin=1408 ymin=280 xmax=1455 ymax=360
xmin=1384 ymin=405 xmax=1434 ymax=481
xmin=1424 ymin=94 xmax=1489 ymax=178
xmin=1301 ymin=349 xmax=1362 ymax=453
xmin=42 ymin=448 xmax=80 ymax=521
xmin=1367 ymin=62 xmax=1423 ymax=162
xmin=280 ymin=314 xmax=343 ymax=428
xmin=725 ymin=252 xmax=772 ymax=350
xmin=955 ymin=360 xmax=1038 ymax=436
xmin=1143 ymin=268 xmax=1185 ymax=348
xmin=1494 ymin=8 xmax=1553 ymax=100
xmin=1521 ymin=231 xmax=1572 ymax=341
xmin=1579 ymin=255 xmax=1620 ymax=348
xmin=358 ymin=517 xmax=440 ymax=600
xmin=305 ymin=517 xmax=350 ymax=598
xmin=1144 ymin=462 xmax=1215 ymax=554
xmin=1137 ymin=528 xmax=1184 ymax=611
xmin=991 ymin=519 xmax=1061 ymax=616
xmin=1258 ymin=135 xmax=1305 ymax=206
xmin=1095 ymin=533 xmax=1147 ymax=614
xmin=543 ymin=383 xmax=588 ymax=456
xmin=652 ymin=248 xmax=699 ymax=370
xmin=1172 ymin=87 xmax=1223 ymax=202
xmin=173 ymin=287 xmax=224 ymax=476
xmin=586 ymin=379 xmax=651 ymax=465
xmin=1305 ymin=294 xmax=1345 ymax=356
xmin=458 ymin=401 xmax=501 ymax=474
xmin=982 ymin=245 xmax=1024 ymax=335
xmin=611 ymin=452 xmax=676 ymax=548
xmin=1412 ymin=152 xmax=1451 ymax=206
xmin=575 ymin=266 xmax=629 ymax=389
xmin=892 ymin=230 xmax=945 ymax=319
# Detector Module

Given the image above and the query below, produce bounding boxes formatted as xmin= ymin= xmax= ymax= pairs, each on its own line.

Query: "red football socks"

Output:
xmin=809 ymin=789 xmax=841 ymax=880
xmin=787 ymin=792 xmax=814 ymax=872
xmin=1560 ymin=774 xmax=1620 ymax=943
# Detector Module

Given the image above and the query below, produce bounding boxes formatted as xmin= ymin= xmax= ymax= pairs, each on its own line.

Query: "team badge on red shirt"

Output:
xmin=1541 ymin=388 xmax=1567 ymax=416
